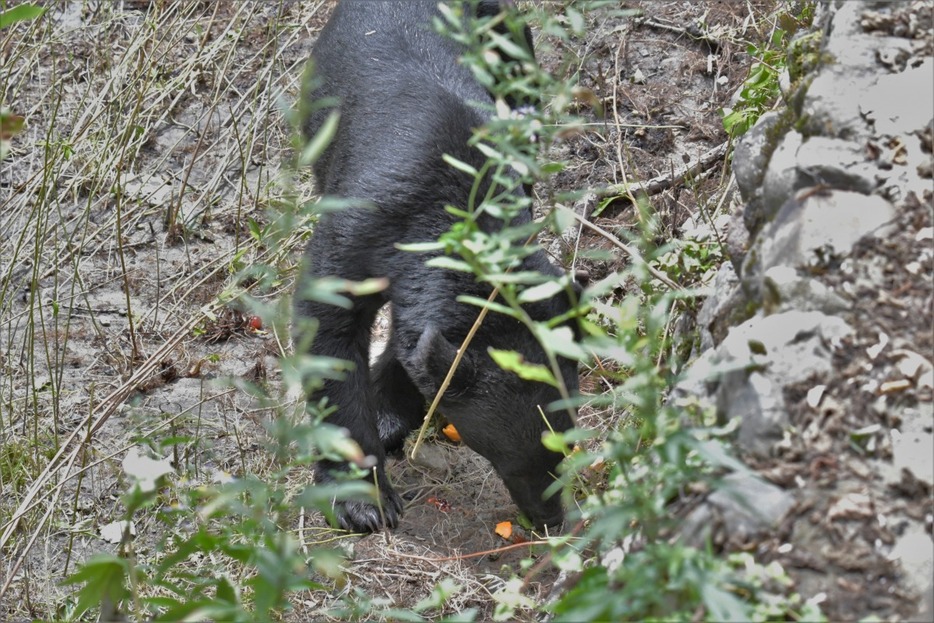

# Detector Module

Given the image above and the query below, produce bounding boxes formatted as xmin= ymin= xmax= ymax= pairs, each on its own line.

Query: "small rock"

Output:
xmin=891 ymin=410 xmax=934 ymax=488
xmin=410 ymin=443 xmax=451 ymax=476
xmin=827 ymin=491 xmax=874 ymax=521
xmin=893 ymin=349 xmax=933 ymax=380
xmin=100 ymin=520 xmax=136 ymax=544
xmin=806 ymin=385 xmax=826 ymax=409
xmin=866 ymin=332 xmax=889 ymax=360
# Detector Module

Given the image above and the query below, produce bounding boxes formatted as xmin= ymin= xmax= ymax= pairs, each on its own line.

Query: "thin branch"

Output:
xmin=599 ymin=141 xmax=729 ymax=201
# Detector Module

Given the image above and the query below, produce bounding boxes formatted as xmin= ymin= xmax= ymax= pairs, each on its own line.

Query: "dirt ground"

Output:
xmin=1 ymin=0 xmax=927 ymax=620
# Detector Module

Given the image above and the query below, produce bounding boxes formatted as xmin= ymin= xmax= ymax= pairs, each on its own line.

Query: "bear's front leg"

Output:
xmin=295 ymin=274 xmax=404 ymax=532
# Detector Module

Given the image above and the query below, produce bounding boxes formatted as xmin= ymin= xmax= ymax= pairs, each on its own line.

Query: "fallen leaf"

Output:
xmin=427 ymin=496 xmax=452 ymax=512
xmin=442 ymin=423 xmax=461 ymax=443
xmin=495 ymin=521 xmax=513 ymax=540
xmin=879 ymin=379 xmax=911 ymax=394
xmin=827 ymin=492 xmax=874 ymax=521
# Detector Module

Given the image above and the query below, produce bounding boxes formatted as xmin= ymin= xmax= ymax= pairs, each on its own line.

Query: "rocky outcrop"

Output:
xmin=680 ymin=1 xmax=933 ymax=620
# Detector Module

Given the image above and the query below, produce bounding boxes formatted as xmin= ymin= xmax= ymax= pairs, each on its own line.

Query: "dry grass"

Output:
xmin=0 ymin=1 xmax=327 ymax=618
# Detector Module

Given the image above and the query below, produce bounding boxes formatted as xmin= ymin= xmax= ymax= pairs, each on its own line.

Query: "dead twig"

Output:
xmin=565 ymin=207 xmax=684 ymax=292
xmin=636 ymin=16 xmax=723 ymax=50
xmin=599 ymin=141 xmax=729 ymax=202
xmin=388 ymin=538 xmax=559 ymax=563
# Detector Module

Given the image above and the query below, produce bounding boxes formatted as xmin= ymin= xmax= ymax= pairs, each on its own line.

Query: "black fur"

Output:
xmin=294 ymin=0 xmax=577 ymax=533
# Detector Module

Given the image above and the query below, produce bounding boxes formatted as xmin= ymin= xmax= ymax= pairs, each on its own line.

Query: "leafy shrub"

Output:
xmin=721 ymin=2 xmax=817 ymax=138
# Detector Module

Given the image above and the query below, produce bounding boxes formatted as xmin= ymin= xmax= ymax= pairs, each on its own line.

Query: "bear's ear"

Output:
xmin=405 ymin=325 xmax=475 ymax=397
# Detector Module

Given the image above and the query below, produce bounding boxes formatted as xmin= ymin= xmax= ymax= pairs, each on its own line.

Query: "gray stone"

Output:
xmin=761 ymin=265 xmax=851 ymax=315
xmin=681 ymin=471 xmax=796 ymax=546
xmin=823 ymin=2 xmax=882 ymax=71
xmin=410 ymin=443 xmax=452 ymax=477
xmin=733 ymin=111 xmax=785 ymax=210
xmin=708 ymin=472 xmax=796 ymax=534
xmin=799 ymin=67 xmax=878 ymax=141
xmin=718 ymin=311 xmax=852 ymax=381
xmin=758 ymin=136 xmax=882 ymax=235
xmin=891 ymin=404 xmax=934 ymax=488
xmin=745 ymin=189 xmax=897 ymax=278
xmin=724 ymin=371 xmax=789 ymax=457
xmin=754 ymin=130 xmax=803 ymax=233
xmin=862 ymin=57 xmax=934 ymax=137
xmin=725 ymin=200 xmax=750 ymax=273
xmin=797 ymin=1 xmax=884 ymax=140
xmin=795 ymin=136 xmax=880 ymax=194
xmin=709 ymin=311 xmax=853 ymax=456
xmin=695 ymin=263 xmax=745 ymax=352
xmin=888 ymin=525 xmax=934 ymax=621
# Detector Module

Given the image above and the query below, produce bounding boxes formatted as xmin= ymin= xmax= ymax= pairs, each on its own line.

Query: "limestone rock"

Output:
xmin=682 ymin=471 xmax=796 ymax=546
xmin=761 ymin=265 xmax=850 ymax=315
xmin=745 ymin=189 xmax=897 ymax=277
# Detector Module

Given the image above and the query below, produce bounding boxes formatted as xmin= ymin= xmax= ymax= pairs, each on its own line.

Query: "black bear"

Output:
xmin=294 ymin=0 xmax=579 ymax=533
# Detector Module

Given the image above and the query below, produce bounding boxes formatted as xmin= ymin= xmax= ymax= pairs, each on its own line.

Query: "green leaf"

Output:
xmin=398 ymin=241 xmax=445 ymax=253
xmin=488 ymin=349 xmax=558 ymax=387
xmin=0 ymin=4 xmax=45 ymax=29
xmin=488 ymin=31 xmax=531 ymax=62
xmin=442 ymin=153 xmax=478 ymax=176
xmin=517 ymin=280 xmax=565 ymax=303
xmin=541 ymin=430 xmax=569 ymax=453
xmin=426 ymin=256 xmax=474 ymax=272
xmin=701 ymin=582 xmax=749 ymax=622
xmin=63 ymin=555 xmax=131 ymax=620
xmin=300 ymin=110 xmax=340 ymax=166
xmin=439 ymin=608 xmax=478 ymax=622
xmin=215 ymin=575 xmax=239 ymax=604
xmin=534 ymin=324 xmax=588 ymax=360
xmin=153 ymin=599 xmax=242 ymax=622
xmin=381 ymin=609 xmax=427 ymax=622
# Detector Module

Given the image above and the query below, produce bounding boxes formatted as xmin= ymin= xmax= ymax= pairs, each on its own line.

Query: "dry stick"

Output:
xmin=636 ymin=16 xmax=723 ymax=49
xmin=568 ymin=209 xmax=683 ymax=293
xmin=409 ymin=285 xmax=500 ymax=460
xmin=389 ymin=538 xmax=556 ymax=563
xmin=598 ymin=141 xmax=729 ymax=201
